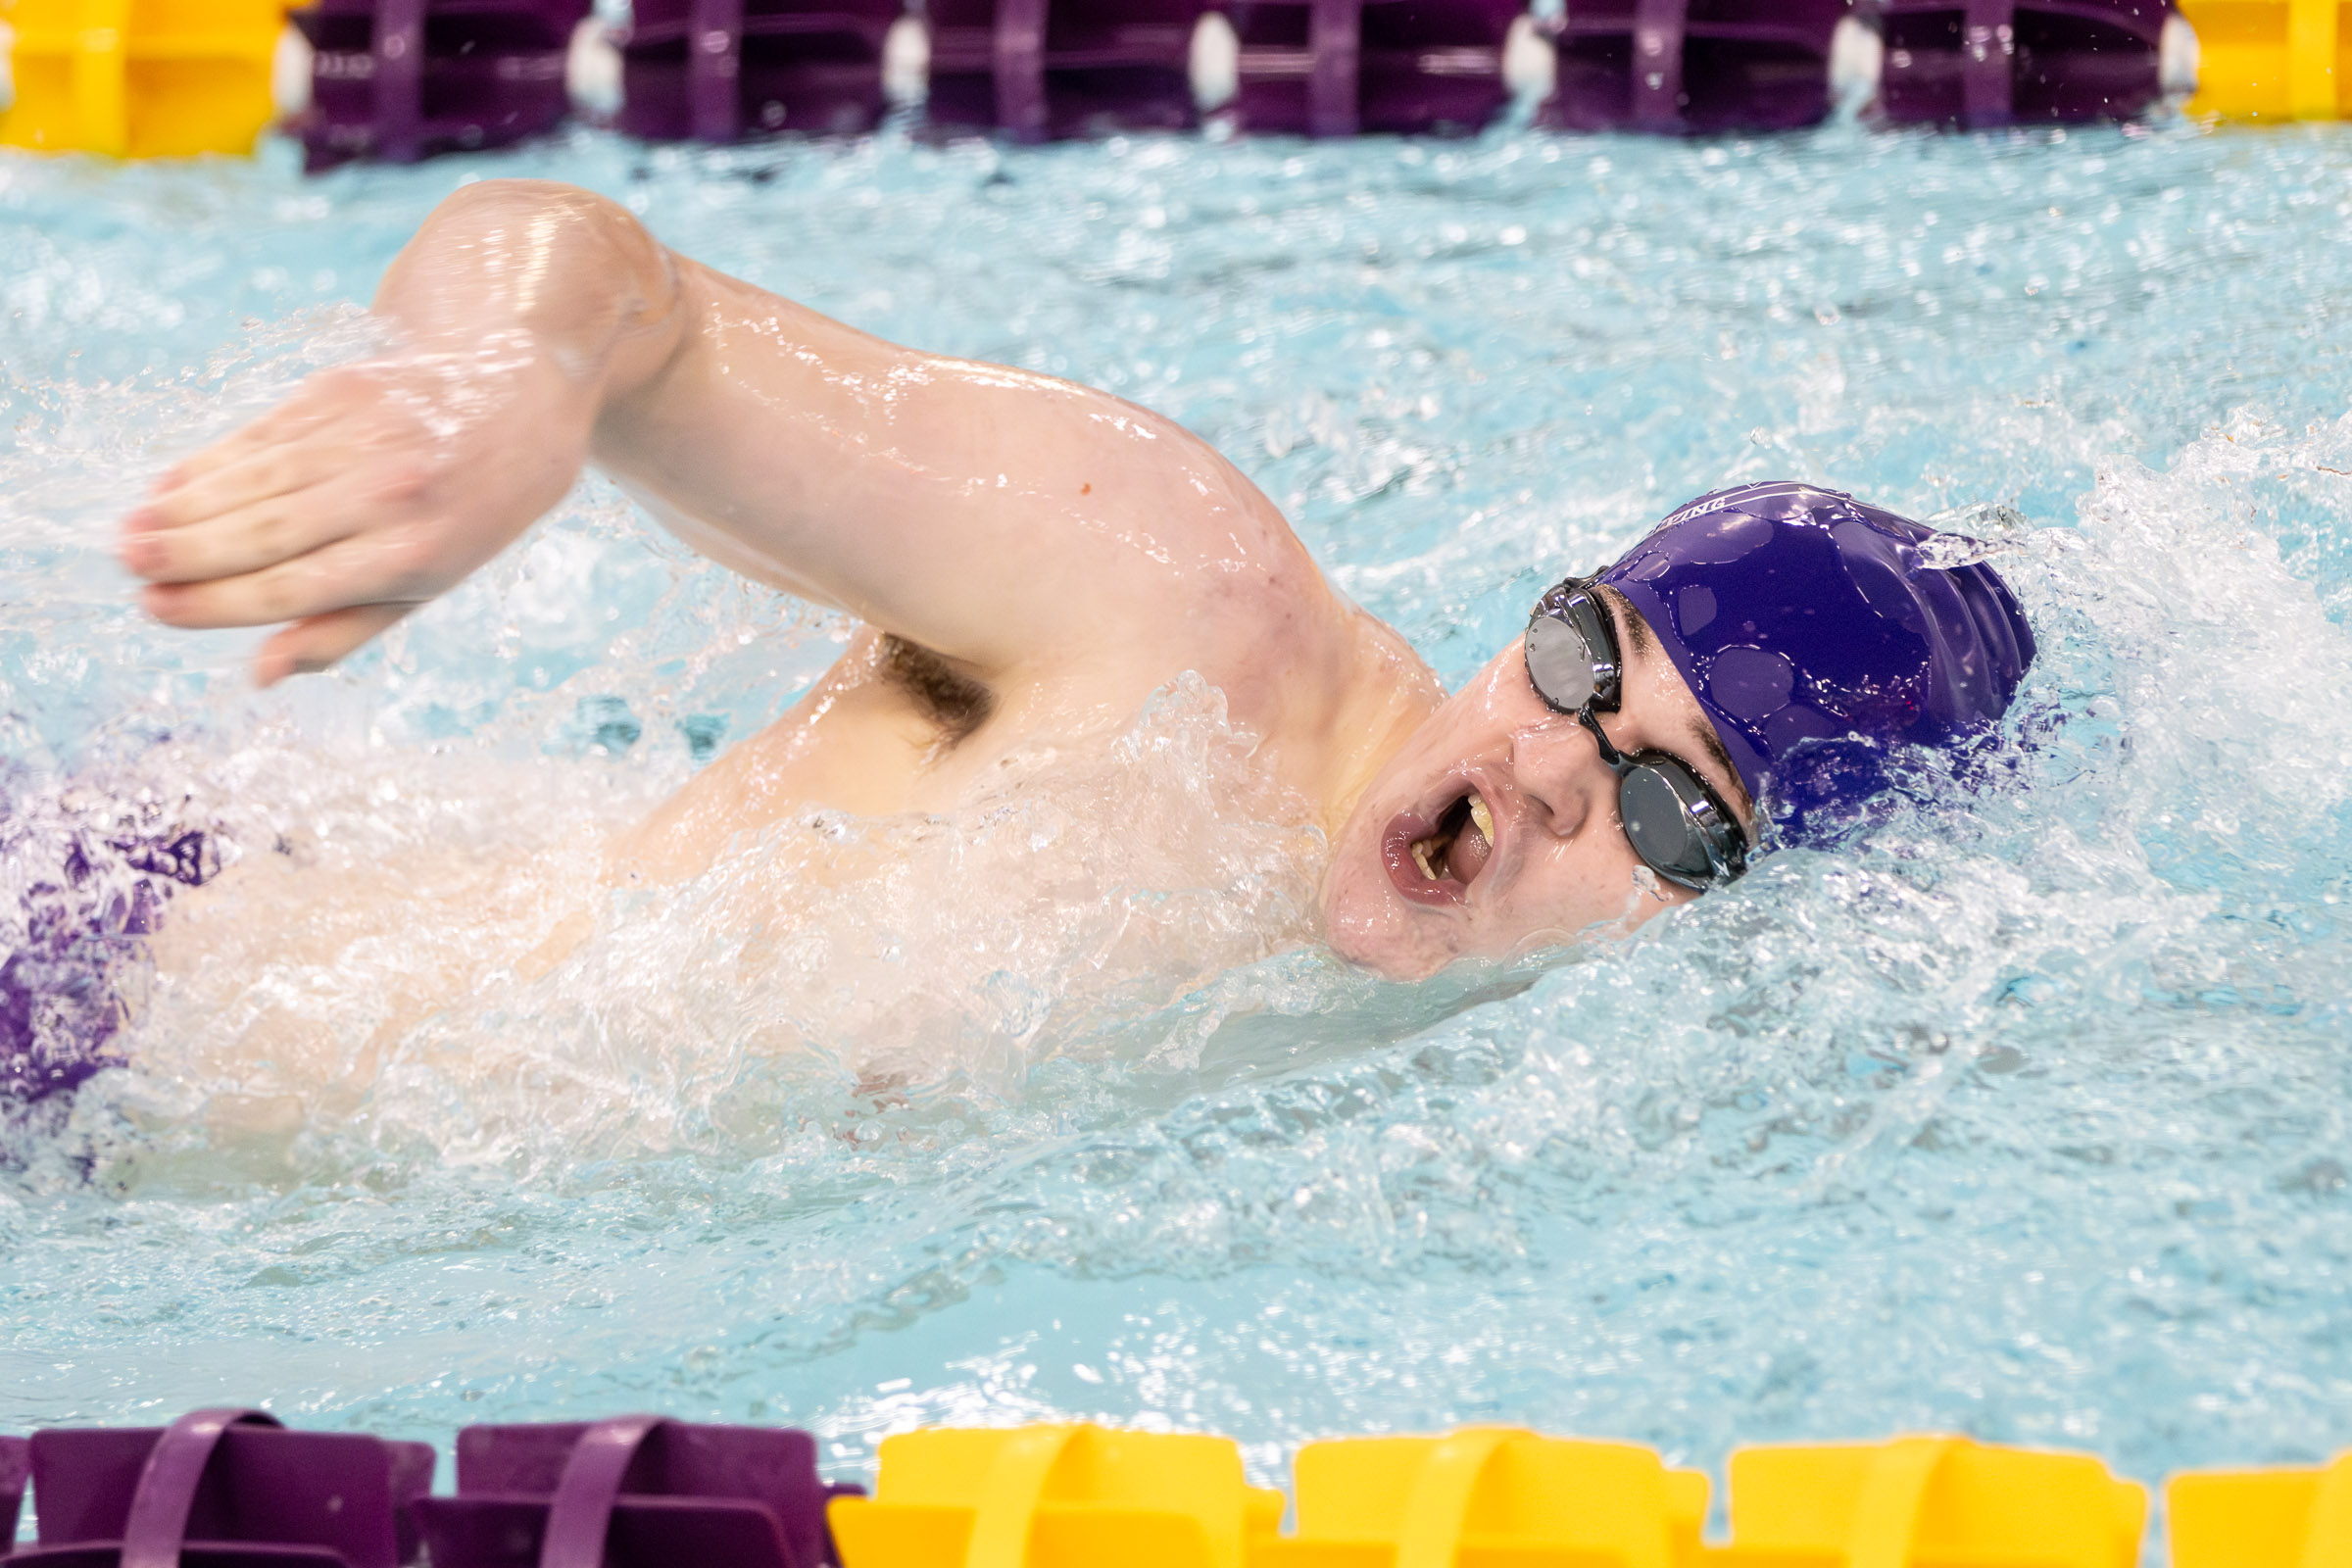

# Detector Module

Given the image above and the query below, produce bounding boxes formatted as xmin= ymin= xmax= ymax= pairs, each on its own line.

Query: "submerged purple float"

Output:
xmin=8 ymin=1413 xmax=855 ymax=1568
xmin=291 ymin=0 xmax=590 ymax=170
xmin=616 ymin=0 xmax=901 ymax=142
xmin=1875 ymin=0 xmax=2170 ymax=127
xmin=13 ymin=1411 xmax=435 ymax=1568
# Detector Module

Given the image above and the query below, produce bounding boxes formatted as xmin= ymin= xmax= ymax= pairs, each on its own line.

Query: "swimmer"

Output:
xmin=113 ymin=179 xmax=2033 ymax=989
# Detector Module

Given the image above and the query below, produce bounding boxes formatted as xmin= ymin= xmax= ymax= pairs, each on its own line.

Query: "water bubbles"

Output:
xmin=1915 ymin=532 xmax=1995 ymax=567
xmin=1919 ymin=502 xmax=2034 ymax=567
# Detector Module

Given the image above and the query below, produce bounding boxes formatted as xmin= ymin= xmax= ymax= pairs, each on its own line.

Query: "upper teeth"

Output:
xmin=1410 ymin=796 xmax=1494 ymax=883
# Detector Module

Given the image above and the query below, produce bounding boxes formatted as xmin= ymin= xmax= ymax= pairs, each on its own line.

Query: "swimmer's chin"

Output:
xmin=1314 ymin=865 xmax=1488 ymax=981
xmin=1318 ymin=923 xmax=1580 ymax=992
xmin=1317 ymin=863 xmax=1674 ymax=982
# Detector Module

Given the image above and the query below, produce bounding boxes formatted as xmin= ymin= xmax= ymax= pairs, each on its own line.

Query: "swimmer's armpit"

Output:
xmin=879 ymin=634 xmax=994 ymax=745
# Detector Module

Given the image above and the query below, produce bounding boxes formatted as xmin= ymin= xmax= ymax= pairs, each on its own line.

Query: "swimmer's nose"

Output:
xmin=1507 ymin=715 xmax=1614 ymax=841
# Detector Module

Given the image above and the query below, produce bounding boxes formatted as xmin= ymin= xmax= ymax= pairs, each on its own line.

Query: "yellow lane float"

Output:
xmin=2177 ymin=0 xmax=2350 ymax=120
xmin=832 ymin=1424 xmax=2162 ymax=1568
xmin=2169 ymin=1450 xmax=2352 ymax=1568
xmin=1701 ymin=1435 xmax=2146 ymax=1568
xmin=1257 ymin=1427 xmax=1710 ymax=1568
xmin=828 ymin=1422 xmax=1286 ymax=1568
xmin=0 ymin=0 xmax=286 ymax=156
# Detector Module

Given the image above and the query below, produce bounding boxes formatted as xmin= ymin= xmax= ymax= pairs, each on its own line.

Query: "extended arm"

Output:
xmin=122 ymin=179 xmax=1338 ymax=696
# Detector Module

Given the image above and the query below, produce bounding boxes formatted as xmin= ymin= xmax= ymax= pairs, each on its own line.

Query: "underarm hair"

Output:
xmin=879 ymin=633 xmax=995 ymax=745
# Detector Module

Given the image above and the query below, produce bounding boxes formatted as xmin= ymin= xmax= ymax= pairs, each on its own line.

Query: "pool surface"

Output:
xmin=4 ymin=114 xmax=2352 ymax=1553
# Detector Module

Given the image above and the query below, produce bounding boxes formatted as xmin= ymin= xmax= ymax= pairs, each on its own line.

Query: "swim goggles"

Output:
xmin=1524 ymin=577 xmax=1750 ymax=891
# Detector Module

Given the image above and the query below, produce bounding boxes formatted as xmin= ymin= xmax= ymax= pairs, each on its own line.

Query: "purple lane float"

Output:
xmin=290 ymin=0 xmax=591 ymax=168
xmin=259 ymin=0 xmax=2193 ymax=162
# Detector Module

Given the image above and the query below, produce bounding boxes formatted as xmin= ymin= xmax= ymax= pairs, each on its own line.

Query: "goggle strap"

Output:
xmin=1576 ymin=707 xmax=1626 ymax=768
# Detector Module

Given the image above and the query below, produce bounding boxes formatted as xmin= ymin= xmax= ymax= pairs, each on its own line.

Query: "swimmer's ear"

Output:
xmin=254 ymin=603 xmax=414 ymax=686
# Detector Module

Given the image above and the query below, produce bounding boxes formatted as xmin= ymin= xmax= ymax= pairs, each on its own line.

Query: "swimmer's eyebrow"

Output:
xmin=1599 ymin=588 xmax=1752 ymax=818
xmin=1687 ymin=714 xmax=1747 ymax=815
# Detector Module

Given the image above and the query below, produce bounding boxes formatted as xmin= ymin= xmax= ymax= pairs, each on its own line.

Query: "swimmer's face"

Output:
xmin=1320 ymin=587 xmax=1754 ymax=981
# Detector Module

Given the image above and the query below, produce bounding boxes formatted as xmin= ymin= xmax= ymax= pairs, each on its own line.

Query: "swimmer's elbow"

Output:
xmin=392 ymin=179 xmax=686 ymax=394
xmin=416 ymin=180 xmax=671 ymax=298
xmin=423 ymin=177 xmax=625 ymax=231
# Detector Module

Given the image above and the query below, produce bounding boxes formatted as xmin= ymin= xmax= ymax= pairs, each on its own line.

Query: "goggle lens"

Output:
xmin=1523 ymin=615 xmax=1594 ymax=708
xmin=1619 ymin=764 xmax=1728 ymax=888
xmin=1524 ymin=586 xmax=1619 ymax=713
xmin=1525 ymin=577 xmax=1749 ymax=892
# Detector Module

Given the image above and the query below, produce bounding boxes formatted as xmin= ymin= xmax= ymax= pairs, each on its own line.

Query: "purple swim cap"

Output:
xmin=1594 ymin=481 xmax=2034 ymax=813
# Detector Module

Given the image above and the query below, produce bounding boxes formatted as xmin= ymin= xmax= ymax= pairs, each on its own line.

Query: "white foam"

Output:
xmin=566 ymin=17 xmax=624 ymax=122
xmin=1189 ymin=13 xmax=1239 ymax=114
xmin=1829 ymin=16 xmax=1883 ymax=117
xmin=2160 ymin=14 xmax=2201 ymax=104
xmin=883 ymin=17 xmax=930 ymax=108
xmin=271 ymin=23 xmax=314 ymax=120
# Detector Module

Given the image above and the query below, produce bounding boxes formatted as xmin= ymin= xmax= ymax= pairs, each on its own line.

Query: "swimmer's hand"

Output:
xmin=117 ymin=182 xmax=683 ymax=687
xmin=120 ymin=355 xmax=587 ymax=685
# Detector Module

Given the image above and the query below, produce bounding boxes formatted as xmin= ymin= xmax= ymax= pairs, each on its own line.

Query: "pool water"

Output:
xmin=4 ymin=114 xmax=2352 ymax=1553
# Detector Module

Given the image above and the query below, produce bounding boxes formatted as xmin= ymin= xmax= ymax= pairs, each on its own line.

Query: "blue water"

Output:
xmin=5 ymin=117 xmax=2352 ymax=1555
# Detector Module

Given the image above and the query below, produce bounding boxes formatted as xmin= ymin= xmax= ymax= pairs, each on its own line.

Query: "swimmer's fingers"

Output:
xmin=129 ymin=363 xmax=422 ymax=548
xmin=145 ymin=383 xmax=346 ymax=497
xmin=143 ymin=528 xmax=439 ymax=632
xmin=253 ymin=604 xmax=415 ymax=688
xmin=127 ymin=440 xmax=350 ymax=545
xmin=124 ymin=479 xmax=379 ymax=586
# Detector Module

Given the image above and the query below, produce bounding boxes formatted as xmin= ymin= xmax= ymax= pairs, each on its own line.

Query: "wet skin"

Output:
xmin=1322 ymin=591 xmax=1752 ymax=979
xmin=117 ymin=179 xmax=1747 ymax=983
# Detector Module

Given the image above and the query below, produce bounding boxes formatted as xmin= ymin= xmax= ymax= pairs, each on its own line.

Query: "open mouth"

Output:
xmin=1382 ymin=787 xmax=1496 ymax=906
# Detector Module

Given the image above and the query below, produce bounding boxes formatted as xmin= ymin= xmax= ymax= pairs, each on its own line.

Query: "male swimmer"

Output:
xmin=111 ymin=179 xmax=2032 ymax=990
